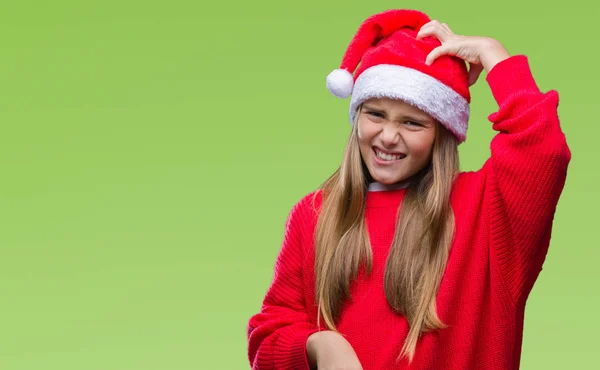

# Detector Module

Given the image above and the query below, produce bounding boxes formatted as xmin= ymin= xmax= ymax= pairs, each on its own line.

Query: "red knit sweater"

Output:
xmin=247 ymin=55 xmax=571 ymax=370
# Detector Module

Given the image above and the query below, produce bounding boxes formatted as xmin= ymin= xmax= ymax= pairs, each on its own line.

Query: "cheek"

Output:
xmin=357 ymin=118 xmax=376 ymax=143
xmin=406 ymin=133 xmax=435 ymax=157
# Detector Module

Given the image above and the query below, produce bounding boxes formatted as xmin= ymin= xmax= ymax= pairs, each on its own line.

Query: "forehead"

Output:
xmin=363 ymin=97 xmax=416 ymax=110
xmin=362 ymin=97 xmax=432 ymax=120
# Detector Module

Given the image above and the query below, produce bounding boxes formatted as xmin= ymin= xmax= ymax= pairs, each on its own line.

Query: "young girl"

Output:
xmin=246 ymin=9 xmax=571 ymax=370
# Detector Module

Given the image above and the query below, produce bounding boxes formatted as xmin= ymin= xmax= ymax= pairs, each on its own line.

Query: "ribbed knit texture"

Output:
xmin=247 ymin=55 xmax=571 ymax=370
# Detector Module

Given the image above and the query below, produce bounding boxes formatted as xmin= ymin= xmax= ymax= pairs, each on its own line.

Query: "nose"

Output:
xmin=380 ymin=123 xmax=401 ymax=147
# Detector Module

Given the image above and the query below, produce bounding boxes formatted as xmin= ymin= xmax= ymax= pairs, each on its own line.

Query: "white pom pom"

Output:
xmin=326 ymin=68 xmax=354 ymax=98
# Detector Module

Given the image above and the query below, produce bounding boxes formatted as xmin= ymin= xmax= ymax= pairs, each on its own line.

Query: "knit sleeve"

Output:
xmin=480 ymin=55 xmax=571 ymax=306
xmin=247 ymin=193 xmax=321 ymax=370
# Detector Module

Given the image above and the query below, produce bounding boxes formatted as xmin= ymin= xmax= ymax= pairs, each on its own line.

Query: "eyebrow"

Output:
xmin=362 ymin=104 xmax=431 ymax=122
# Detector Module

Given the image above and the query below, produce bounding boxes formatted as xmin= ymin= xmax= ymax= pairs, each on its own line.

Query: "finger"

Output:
xmin=417 ymin=25 xmax=450 ymax=42
xmin=467 ymin=63 xmax=484 ymax=86
xmin=425 ymin=44 xmax=456 ymax=65
xmin=419 ymin=21 xmax=448 ymax=37
xmin=421 ymin=19 xmax=443 ymax=29
xmin=416 ymin=21 xmax=451 ymax=41
xmin=441 ymin=23 xmax=454 ymax=35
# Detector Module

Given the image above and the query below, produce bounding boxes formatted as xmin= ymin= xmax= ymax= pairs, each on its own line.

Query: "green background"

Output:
xmin=0 ymin=1 xmax=596 ymax=369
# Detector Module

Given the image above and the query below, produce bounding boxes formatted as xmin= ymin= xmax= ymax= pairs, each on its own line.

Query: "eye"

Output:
xmin=366 ymin=111 xmax=385 ymax=118
xmin=405 ymin=121 xmax=423 ymax=127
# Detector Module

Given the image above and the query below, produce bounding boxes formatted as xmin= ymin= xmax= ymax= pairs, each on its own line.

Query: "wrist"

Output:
xmin=306 ymin=330 xmax=342 ymax=366
xmin=306 ymin=331 xmax=325 ymax=368
xmin=481 ymin=39 xmax=511 ymax=73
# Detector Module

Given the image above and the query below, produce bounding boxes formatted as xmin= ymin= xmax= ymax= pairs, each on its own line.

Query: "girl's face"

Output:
xmin=357 ymin=97 xmax=437 ymax=185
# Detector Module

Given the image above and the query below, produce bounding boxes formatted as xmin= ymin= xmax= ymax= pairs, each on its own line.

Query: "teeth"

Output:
xmin=375 ymin=149 xmax=404 ymax=161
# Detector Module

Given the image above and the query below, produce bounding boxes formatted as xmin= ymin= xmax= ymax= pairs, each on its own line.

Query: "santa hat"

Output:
xmin=326 ymin=9 xmax=471 ymax=143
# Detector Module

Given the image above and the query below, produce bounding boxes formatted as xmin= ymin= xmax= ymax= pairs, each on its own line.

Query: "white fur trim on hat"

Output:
xmin=348 ymin=64 xmax=470 ymax=143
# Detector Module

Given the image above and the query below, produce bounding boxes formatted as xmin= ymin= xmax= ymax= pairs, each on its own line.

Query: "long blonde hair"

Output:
xmin=313 ymin=105 xmax=460 ymax=363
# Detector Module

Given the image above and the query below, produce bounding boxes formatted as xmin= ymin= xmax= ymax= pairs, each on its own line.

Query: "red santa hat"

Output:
xmin=326 ymin=9 xmax=471 ymax=143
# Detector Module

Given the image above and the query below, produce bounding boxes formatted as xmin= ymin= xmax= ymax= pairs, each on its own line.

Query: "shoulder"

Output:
xmin=281 ymin=190 xmax=323 ymax=249
xmin=288 ymin=189 xmax=323 ymax=225
xmin=455 ymin=169 xmax=485 ymax=186
xmin=451 ymin=168 xmax=489 ymax=201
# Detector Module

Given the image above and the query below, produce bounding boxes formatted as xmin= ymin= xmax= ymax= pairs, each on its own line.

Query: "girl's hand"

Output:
xmin=416 ymin=20 xmax=511 ymax=86
xmin=306 ymin=331 xmax=364 ymax=370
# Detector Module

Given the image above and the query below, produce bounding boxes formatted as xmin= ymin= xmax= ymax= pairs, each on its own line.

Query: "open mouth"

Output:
xmin=373 ymin=147 xmax=406 ymax=162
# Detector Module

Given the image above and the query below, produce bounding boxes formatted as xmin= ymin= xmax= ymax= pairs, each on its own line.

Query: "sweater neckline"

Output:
xmin=365 ymin=181 xmax=410 ymax=208
xmin=367 ymin=180 xmax=410 ymax=192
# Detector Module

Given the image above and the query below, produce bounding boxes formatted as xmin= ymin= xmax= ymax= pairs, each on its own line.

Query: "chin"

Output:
xmin=370 ymin=172 xmax=408 ymax=185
